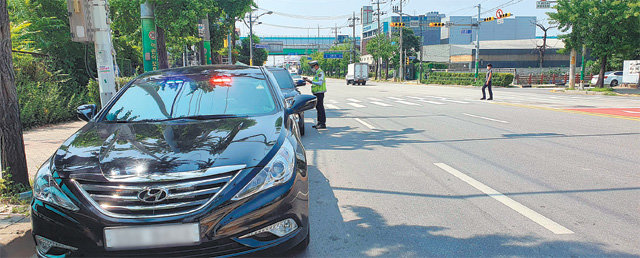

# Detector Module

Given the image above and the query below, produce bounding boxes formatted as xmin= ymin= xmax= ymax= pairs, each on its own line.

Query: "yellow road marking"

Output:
xmin=492 ymin=102 xmax=640 ymax=122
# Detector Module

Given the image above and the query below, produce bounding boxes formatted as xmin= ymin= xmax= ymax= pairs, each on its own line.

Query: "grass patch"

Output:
xmin=0 ymin=171 xmax=31 ymax=215
xmin=587 ymin=87 xmax=614 ymax=92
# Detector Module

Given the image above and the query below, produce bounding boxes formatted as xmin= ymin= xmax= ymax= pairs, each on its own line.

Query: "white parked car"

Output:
xmin=591 ymin=71 xmax=623 ymax=87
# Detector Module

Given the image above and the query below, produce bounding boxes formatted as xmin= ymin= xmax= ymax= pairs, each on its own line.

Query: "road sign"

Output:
xmin=307 ymin=57 xmax=313 ymax=60
xmin=408 ymin=56 xmax=416 ymax=60
xmin=254 ymin=44 xmax=268 ymax=49
xmin=496 ymin=9 xmax=504 ymax=19
xmin=536 ymin=1 xmax=553 ymax=9
xmin=461 ymin=29 xmax=472 ymax=34
xmin=324 ymin=53 xmax=343 ymax=59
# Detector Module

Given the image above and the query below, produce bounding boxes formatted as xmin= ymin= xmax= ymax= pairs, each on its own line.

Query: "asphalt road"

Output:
xmin=293 ymin=79 xmax=640 ymax=257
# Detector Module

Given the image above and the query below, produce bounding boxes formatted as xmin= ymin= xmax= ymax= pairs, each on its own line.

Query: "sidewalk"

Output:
xmin=23 ymin=121 xmax=86 ymax=179
xmin=1 ymin=120 xmax=85 ymax=257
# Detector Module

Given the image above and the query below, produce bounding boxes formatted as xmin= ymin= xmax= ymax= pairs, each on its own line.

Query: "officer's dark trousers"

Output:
xmin=482 ymin=81 xmax=493 ymax=99
xmin=314 ymin=93 xmax=326 ymax=125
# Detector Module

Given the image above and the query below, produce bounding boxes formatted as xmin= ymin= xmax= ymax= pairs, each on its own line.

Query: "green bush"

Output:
xmin=422 ymin=72 xmax=513 ymax=87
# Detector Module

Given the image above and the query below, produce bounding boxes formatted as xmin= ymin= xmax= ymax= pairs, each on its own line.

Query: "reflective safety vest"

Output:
xmin=311 ymin=68 xmax=327 ymax=94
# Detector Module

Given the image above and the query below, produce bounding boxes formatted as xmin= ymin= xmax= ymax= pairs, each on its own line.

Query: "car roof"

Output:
xmin=266 ymin=67 xmax=287 ymax=72
xmin=142 ymin=65 xmax=262 ymax=77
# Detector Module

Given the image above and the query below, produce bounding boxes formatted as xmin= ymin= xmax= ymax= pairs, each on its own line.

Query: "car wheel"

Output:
xmin=611 ymin=80 xmax=618 ymax=87
xmin=298 ymin=113 xmax=305 ymax=136
xmin=346 ymin=80 xmax=350 ymax=85
xmin=362 ymin=81 xmax=366 ymax=85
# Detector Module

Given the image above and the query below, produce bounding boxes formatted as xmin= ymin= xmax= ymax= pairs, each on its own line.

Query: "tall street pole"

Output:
xmin=92 ymin=0 xmax=116 ymax=107
xmin=398 ymin=0 xmax=404 ymax=81
xmin=249 ymin=12 xmax=254 ymax=66
xmin=141 ymin=1 xmax=158 ymax=72
xmin=579 ymin=44 xmax=586 ymax=90
xmin=349 ymin=12 xmax=360 ymax=63
xmin=199 ymin=17 xmax=212 ymax=65
xmin=475 ymin=4 xmax=481 ymax=80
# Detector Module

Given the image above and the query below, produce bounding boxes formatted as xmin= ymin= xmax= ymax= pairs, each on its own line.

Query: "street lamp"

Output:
xmin=248 ymin=10 xmax=273 ymax=66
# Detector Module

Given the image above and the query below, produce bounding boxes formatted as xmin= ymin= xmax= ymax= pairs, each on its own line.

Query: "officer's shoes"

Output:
xmin=313 ymin=124 xmax=327 ymax=129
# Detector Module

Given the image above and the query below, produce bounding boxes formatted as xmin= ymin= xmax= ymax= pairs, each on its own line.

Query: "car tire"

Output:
xmin=362 ymin=81 xmax=366 ymax=85
xmin=611 ymin=80 xmax=618 ymax=87
xmin=346 ymin=80 xmax=350 ymax=85
xmin=298 ymin=113 xmax=305 ymax=136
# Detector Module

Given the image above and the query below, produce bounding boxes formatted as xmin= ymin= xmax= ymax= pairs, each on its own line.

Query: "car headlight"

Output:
xmin=33 ymin=160 xmax=79 ymax=211
xmin=233 ymin=140 xmax=296 ymax=200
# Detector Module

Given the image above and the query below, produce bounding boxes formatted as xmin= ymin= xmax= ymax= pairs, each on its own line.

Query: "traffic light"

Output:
xmin=429 ymin=22 xmax=445 ymax=27
xmin=406 ymin=57 xmax=410 ymax=65
xmin=391 ymin=22 xmax=405 ymax=27
xmin=482 ymin=17 xmax=495 ymax=22
xmin=497 ymin=13 xmax=512 ymax=19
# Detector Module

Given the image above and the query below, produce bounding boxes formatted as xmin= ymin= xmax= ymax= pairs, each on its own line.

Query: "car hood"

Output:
xmin=52 ymin=114 xmax=284 ymax=181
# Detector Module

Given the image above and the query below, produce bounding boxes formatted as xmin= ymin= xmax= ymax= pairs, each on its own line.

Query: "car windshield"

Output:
xmin=271 ymin=69 xmax=295 ymax=89
xmin=103 ymin=68 xmax=276 ymax=122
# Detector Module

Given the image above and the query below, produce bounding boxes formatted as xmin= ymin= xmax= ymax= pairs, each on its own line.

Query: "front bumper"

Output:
xmin=31 ymin=168 xmax=309 ymax=257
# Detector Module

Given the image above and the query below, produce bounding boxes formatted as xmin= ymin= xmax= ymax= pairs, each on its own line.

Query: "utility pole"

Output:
xmin=249 ymin=11 xmax=254 ymax=66
xmin=92 ymin=0 xmax=116 ymax=107
xmin=349 ymin=12 xmax=360 ymax=63
xmin=372 ymin=0 xmax=386 ymax=79
xmin=474 ymin=4 xmax=481 ymax=80
xmin=331 ymin=24 xmax=339 ymax=46
xmin=569 ymin=48 xmax=577 ymax=88
xmin=419 ymin=21 xmax=424 ymax=82
xmin=198 ymin=16 xmax=212 ymax=65
xmin=395 ymin=0 xmax=404 ymax=81
xmin=141 ymin=1 xmax=158 ymax=72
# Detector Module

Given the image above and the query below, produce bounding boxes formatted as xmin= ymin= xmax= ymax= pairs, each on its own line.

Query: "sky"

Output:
xmin=236 ymin=0 xmax=561 ymax=38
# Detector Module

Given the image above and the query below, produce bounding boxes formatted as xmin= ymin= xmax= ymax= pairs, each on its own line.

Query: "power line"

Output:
xmin=260 ymin=23 xmax=350 ymax=30
xmin=256 ymin=7 xmax=352 ymax=20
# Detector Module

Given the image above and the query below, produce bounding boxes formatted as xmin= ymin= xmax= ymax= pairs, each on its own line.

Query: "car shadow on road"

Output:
xmin=304 ymin=126 xmax=427 ymax=151
xmin=285 ymin=166 xmax=635 ymax=257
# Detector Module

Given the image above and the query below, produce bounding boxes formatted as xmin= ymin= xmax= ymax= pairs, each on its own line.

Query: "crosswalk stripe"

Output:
xmin=326 ymin=104 xmax=340 ymax=109
xmin=371 ymin=101 xmax=392 ymax=107
xmin=347 ymin=103 xmax=366 ymax=108
xmin=387 ymin=97 xmax=404 ymax=101
xmin=346 ymin=98 xmax=361 ymax=103
xmin=395 ymin=100 xmax=420 ymax=106
xmin=417 ymin=99 xmax=445 ymax=105
xmin=367 ymin=97 xmax=383 ymax=101
xmin=327 ymin=100 xmax=338 ymax=104
xmin=441 ymin=99 xmax=470 ymax=104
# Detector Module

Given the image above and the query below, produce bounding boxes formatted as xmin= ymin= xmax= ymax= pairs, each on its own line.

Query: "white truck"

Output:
xmin=346 ymin=63 xmax=369 ymax=85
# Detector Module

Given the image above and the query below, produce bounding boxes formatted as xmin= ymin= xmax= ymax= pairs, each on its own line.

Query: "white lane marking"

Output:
xmin=367 ymin=97 xmax=384 ymax=101
xmin=417 ymin=99 xmax=445 ymax=105
xmin=434 ymin=163 xmax=574 ymax=235
xmin=371 ymin=101 xmax=392 ymax=107
xmin=387 ymin=97 xmax=405 ymax=101
xmin=347 ymin=103 xmax=366 ymax=108
xmin=395 ymin=100 xmax=421 ymax=106
xmin=462 ymin=113 xmax=509 ymax=124
xmin=354 ymin=118 xmax=376 ymax=129
xmin=327 ymin=100 xmax=338 ymax=104
xmin=406 ymin=96 xmax=425 ymax=100
xmin=441 ymin=99 xmax=470 ymax=104
xmin=346 ymin=98 xmax=362 ymax=103
xmin=326 ymin=104 xmax=340 ymax=109
xmin=623 ymin=110 xmax=640 ymax=114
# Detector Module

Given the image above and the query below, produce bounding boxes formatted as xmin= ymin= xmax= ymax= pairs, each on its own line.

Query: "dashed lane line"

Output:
xmin=387 ymin=97 xmax=405 ymax=101
xmin=367 ymin=97 xmax=384 ymax=101
xmin=462 ymin=113 xmax=510 ymax=124
xmin=354 ymin=118 xmax=376 ymax=129
xmin=371 ymin=102 xmax=393 ymax=107
xmin=347 ymin=103 xmax=366 ymax=108
xmin=395 ymin=100 xmax=421 ymax=106
xmin=346 ymin=98 xmax=362 ymax=103
xmin=416 ymin=99 xmax=446 ymax=105
xmin=326 ymin=104 xmax=340 ymax=109
xmin=434 ymin=163 xmax=574 ymax=235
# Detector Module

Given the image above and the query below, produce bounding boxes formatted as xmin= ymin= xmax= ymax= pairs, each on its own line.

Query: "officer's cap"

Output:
xmin=308 ymin=60 xmax=319 ymax=66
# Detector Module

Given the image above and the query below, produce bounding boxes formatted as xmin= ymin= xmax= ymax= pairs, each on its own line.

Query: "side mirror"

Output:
xmin=77 ymin=104 xmax=97 ymax=122
xmin=286 ymin=95 xmax=317 ymax=115
xmin=295 ymin=80 xmax=306 ymax=87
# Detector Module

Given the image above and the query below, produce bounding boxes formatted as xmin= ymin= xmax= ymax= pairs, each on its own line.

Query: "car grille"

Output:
xmin=74 ymin=169 xmax=241 ymax=218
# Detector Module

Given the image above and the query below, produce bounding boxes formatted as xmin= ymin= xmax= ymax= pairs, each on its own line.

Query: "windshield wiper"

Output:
xmin=160 ymin=114 xmax=244 ymax=121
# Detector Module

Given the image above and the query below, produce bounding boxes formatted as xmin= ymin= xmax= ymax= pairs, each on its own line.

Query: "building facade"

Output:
xmin=441 ymin=16 xmax=537 ymax=44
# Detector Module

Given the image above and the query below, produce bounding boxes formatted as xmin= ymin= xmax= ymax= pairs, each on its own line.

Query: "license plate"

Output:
xmin=104 ymin=223 xmax=200 ymax=250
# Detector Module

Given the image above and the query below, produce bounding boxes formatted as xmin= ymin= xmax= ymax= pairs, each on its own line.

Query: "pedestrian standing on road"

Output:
xmin=481 ymin=64 xmax=493 ymax=100
xmin=304 ymin=60 xmax=327 ymax=129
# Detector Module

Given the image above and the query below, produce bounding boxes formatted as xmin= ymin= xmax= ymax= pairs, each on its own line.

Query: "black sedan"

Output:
xmin=266 ymin=67 xmax=308 ymax=136
xmin=30 ymin=65 xmax=315 ymax=257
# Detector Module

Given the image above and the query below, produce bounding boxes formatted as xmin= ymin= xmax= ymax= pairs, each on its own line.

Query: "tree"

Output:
xmin=366 ymin=34 xmax=396 ymax=80
xmin=238 ymin=35 xmax=267 ymax=65
xmin=533 ymin=21 xmax=557 ymax=69
xmin=550 ymin=0 xmax=640 ymax=88
xmin=1 ymin=0 xmax=29 ymax=186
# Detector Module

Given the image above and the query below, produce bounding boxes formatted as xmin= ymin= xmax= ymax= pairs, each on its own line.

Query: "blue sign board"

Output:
xmin=323 ymin=53 xmax=343 ymax=59
xmin=288 ymin=52 xmax=298 ymax=55
xmin=307 ymin=57 xmax=312 ymax=60
xmin=409 ymin=56 xmax=416 ymax=60
xmin=254 ymin=44 xmax=268 ymax=49
xmin=461 ymin=29 xmax=473 ymax=34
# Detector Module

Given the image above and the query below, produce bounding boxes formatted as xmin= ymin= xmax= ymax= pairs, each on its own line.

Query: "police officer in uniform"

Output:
xmin=304 ymin=61 xmax=326 ymax=129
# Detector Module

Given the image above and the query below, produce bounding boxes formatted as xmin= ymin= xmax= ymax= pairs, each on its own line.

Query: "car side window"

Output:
xmin=615 ymin=72 xmax=623 ymax=76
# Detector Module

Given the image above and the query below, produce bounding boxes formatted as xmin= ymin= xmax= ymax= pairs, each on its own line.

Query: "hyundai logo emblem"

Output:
xmin=137 ymin=188 xmax=169 ymax=203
